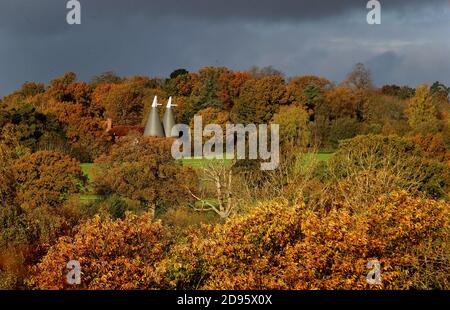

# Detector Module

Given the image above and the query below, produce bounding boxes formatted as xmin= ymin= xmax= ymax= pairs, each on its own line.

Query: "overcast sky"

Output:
xmin=0 ymin=0 xmax=449 ymax=97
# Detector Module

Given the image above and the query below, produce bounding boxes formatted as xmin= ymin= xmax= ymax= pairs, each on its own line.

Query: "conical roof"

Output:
xmin=163 ymin=97 xmax=177 ymax=137
xmin=144 ymin=96 xmax=165 ymax=137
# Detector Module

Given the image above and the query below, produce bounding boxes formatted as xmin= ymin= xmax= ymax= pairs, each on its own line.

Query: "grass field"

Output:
xmin=181 ymin=153 xmax=332 ymax=169
xmin=81 ymin=153 xmax=332 ymax=180
xmin=78 ymin=153 xmax=333 ymax=202
xmin=315 ymin=152 xmax=333 ymax=161
xmin=81 ymin=163 xmax=97 ymax=182
xmin=181 ymin=157 xmax=233 ymax=169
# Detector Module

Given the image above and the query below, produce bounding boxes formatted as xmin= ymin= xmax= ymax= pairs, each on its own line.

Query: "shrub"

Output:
xmin=164 ymin=193 xmax=449 ymax=290
xmin=281 ymin=192 xmax=449 ymax=289
xmin=409 ymin=134 xmax=450 ymax=163
xmin=0 ymin=203 xmax=79 ymax=289
xmin=324 ymin=135 xmax=449 ymax=203
xmin=162 ymin=200 xmax=303 ymax=289
xmin=30 ymin=213 xmax=169 ymax=289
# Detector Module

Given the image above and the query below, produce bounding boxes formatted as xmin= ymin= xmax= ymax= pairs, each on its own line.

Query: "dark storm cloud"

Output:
xmin=0 ymin=0 xmax=446 ymax=35
xmin=0 ymin=0 xmax=449 ymax=96
xmin=84 ymin=0 xmax=446 ymax=21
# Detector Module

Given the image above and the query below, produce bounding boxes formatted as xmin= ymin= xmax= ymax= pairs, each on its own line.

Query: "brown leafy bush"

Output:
xmin=164 ymin=193 xmax=449 ymax=290
xmin=322 ymin=135 xmax=449 ymax=205
xmin=409 ymin=133 xmax=450 ymax=163
xmin=30 ymin=213 xmax=169 ymax=289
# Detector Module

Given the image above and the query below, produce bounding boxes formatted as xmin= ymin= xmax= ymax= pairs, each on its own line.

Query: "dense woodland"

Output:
xmin=0 ymin=64 xmax=449 ymax=289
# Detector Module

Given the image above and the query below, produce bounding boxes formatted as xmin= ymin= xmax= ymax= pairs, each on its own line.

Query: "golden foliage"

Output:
xmin=13 ymin=151 xmax=85 ymax=209
xmin=30 ymin=213 xmax=168 ymax=290
xmin=164 ymin=192 xmax=449 ymax=290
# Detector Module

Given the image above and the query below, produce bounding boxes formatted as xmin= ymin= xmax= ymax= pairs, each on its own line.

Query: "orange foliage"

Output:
xmin=13 ymin=151 xmax=85 ymax=209
xmin=30 ymin=213 xmax=168 ymax=289
xmin=93 ymin=136 xmax=197 ymax=210
xmin=164 ymin=192 xmax=449 ymax=290
xmin=410 ymin=134 xmax=450 ymax=163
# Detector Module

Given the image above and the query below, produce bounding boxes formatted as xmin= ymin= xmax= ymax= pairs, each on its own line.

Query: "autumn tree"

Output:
xmin=93 ymin=135 xmax=197 ymax=213
xmin=46 ymin=72 xmax=93 ymax=107
xmin=217 ymin=70 xmax=251 ymax=111
xmin=13 ymin=151 xmax=85 ymax=209
xmin=409 ymin=133 xmax=450 ymax=163
xmin=64 ymin=116 xmax=112 ymax=162
xmin=231 ymin=76 xmax=287 ymax=124
xmin=90 ymin=71 xmax=123 ymax=87
xmin=406 ymin=84 xmax=442 ymax=135
xmin=0 ymin=104 xmax=66 ymax=152
xmin=91 ymin=76 xmax=162 ymax=126
xmin=285 ymin=75 xmax=331 ymax=118
xmin=323 ymin=86 xmax=361 ymax=120
xmin=0 ymin=143 xmax=15 ymax=207
xmin=100 ymin=79 xmax=148 ymax=125
xmin=310 ymin=86 xmax=363 ymax=149
xmin=0 ymin=148 xmax=87 ymax=289
xmin=271 ymin=104 xmax=310 ymax=148
xmin=164 ymin=72 xmax=199 ymax=98
xmin=344 ymin=63 xmax=373 ymax=90
xmin=248 ymin=66 xmax=284 ymax=79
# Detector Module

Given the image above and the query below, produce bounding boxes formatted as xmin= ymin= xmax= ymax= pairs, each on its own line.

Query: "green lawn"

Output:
xmin=80 ymin=163 xmax=95 ymax=182
xmin=78 ymin=194 xmax=102 ymax=202
xmin=316 ymin=152 xmax=333 ymax=161
xmin=181 ymin=157 xmax=233 ymax=169
xmin=81 ymin=153 xmax=332 ymax=180
xmin=78 ymin=153 xmax=332 ymax=202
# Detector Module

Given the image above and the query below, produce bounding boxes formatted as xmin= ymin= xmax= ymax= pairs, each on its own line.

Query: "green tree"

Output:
xmin=170 ymin=68 xmax=189 ymax=79
xmin=0 ymin=105 xmax=66 ymax=151
xmin=193 ymin=67 xmax=233 ymax=111
xmin=285 ymin=75 xmax=330 ymax=120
